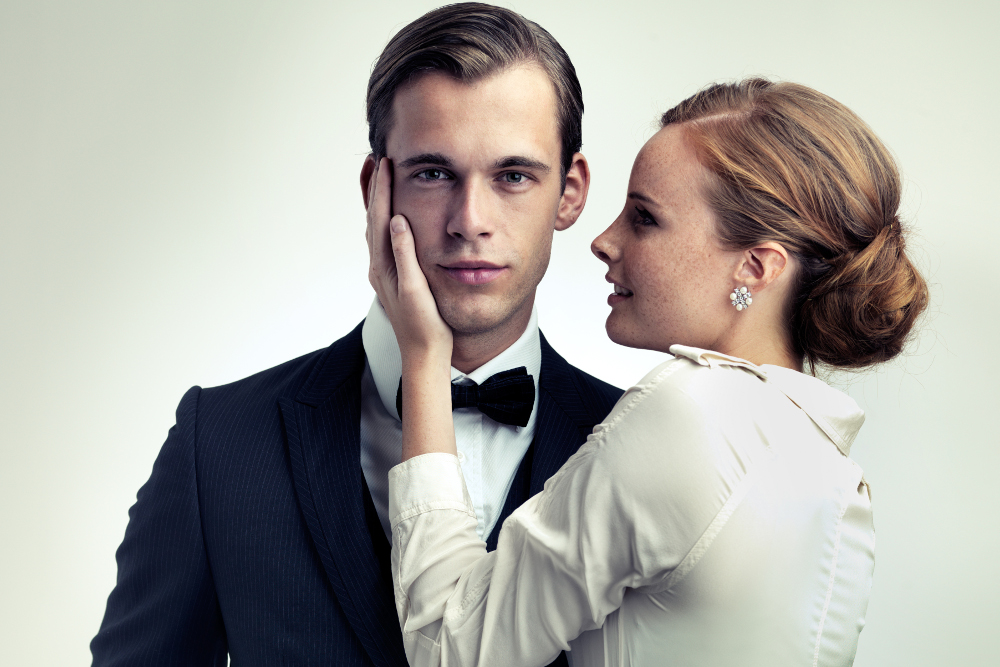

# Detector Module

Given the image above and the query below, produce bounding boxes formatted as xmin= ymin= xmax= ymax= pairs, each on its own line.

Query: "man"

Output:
xmin=91 ymin=4 xmax=621 ymax=666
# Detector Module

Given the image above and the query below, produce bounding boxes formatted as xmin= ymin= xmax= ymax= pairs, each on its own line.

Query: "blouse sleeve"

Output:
xmin=388 ymin=359 xmax=750 ymax=667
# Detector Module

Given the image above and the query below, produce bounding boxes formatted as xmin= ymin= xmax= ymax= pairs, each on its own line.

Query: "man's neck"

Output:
xmin=450 ymin=308 xmax=534 ymax=374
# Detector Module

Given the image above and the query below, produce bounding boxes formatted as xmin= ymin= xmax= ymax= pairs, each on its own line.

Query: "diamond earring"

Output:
xmin=729 ymin=286 xmax=752 ymax=311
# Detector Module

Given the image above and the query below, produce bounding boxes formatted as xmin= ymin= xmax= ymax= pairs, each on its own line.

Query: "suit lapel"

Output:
xmin=529 ymin=332 xmax=595 ymax=494
xmin=529 ymin=393 xmax=586 ymax=495
xmin=280 ymin=322 xmax=406 ymax=667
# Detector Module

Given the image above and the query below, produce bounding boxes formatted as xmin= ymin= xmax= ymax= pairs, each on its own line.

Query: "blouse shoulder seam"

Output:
xmin=592 ymin=359 xmax=690 ymax=443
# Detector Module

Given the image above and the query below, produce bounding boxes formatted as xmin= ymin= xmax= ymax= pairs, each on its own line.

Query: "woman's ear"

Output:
xmin=734 ymin=242 xmax=789 ymax=291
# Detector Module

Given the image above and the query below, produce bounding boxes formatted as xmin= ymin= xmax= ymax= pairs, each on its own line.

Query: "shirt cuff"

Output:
xmin=389 ymin=453 xmax=476 ymax=529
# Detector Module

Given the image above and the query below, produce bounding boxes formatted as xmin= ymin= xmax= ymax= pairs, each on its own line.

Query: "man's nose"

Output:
xmin=591 ymin=217 xmax=622 ymax=263
xmin=446 ymin=180 xmax=494 ymax=240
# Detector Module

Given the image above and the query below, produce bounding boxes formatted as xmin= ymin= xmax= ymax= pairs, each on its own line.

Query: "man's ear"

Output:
xmin=555 ymin=153 xmax=590 ymax=231
xmin=734 ymin=242 xmax=790 ymax=291
xmin=360 ymin=155 xmax=377 ymax=210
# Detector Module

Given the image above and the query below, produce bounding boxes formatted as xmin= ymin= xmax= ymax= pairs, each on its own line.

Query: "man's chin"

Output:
xmin=440 ymin=308 xmax=509 ymax=337
xmin=436 ymin=295 xmax=523 ymax=338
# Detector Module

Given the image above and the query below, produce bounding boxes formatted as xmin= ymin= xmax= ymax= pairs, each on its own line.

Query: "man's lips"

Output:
xmin=440 ymin=261 xmax=507 ymax=285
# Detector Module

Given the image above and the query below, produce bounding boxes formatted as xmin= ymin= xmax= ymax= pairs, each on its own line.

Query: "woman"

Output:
xmin=367 ymin=79 xmax=928 ymax=666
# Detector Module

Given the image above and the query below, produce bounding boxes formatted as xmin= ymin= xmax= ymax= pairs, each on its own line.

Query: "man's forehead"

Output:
xmin=385 ymin=67 xmax=561 ymax=166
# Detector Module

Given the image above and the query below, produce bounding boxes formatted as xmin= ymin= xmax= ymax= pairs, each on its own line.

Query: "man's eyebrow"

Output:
xmin=628 ymin=191 xmax=659 ymax=206
xmin=494 ymin=156 xmax=551 ymax=172
xmin=397 ymin=153 xmax=453 ymax=169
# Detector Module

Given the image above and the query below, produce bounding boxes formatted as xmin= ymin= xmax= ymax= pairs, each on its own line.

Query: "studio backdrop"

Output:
xmin=1 ymin=1 xmax=996 ymax=665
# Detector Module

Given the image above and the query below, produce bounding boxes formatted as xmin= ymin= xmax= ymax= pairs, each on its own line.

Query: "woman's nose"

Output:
xmin=591 ymin=220 xmax=621 ymax=263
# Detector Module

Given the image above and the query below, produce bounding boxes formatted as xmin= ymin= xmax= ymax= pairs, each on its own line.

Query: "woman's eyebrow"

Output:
xmin=628 ymin=191 xmax=659 ymax=206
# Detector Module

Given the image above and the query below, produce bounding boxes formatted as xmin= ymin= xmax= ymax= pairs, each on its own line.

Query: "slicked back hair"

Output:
xmin=366 ymin=2 xmax=583 ymax=179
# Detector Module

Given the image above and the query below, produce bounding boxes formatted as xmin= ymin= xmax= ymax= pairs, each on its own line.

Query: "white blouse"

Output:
xmin=389 ymin=346 xmax=875 ymax=667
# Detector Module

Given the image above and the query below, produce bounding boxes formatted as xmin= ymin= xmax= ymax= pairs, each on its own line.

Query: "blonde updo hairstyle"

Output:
xmin=662 ymin=79 xmax=928 ymax=369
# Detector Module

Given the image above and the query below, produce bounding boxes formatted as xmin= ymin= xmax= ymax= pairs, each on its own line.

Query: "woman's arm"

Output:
xmin=389 ymin=371 xmax=740 ymax=666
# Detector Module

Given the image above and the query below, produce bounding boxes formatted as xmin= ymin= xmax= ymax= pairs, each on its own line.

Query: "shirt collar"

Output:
xmin=362 ymin=297 xmax=542 ymax=422
xmin=669 ymin=344 xmax=865 ymax=456
xmin=760 ymin=365 xmax=865 ymax=456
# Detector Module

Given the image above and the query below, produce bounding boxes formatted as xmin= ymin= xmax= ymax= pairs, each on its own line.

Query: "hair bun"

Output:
xmin=796 ymin=219 xmax=926 ymax=368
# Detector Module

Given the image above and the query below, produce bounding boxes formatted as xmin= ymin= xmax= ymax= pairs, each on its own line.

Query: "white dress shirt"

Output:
xmin=389 ymin=346 xmax=875 ymax=667
xmin=360 ymin=297 xmax=541 ymax=541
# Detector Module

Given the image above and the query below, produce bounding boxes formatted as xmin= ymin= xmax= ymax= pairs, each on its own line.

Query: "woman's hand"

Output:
xmin=366 ymin=157 xmax=453 ymax=365
xmin=366 ymin=157 xmax=457 ymax=461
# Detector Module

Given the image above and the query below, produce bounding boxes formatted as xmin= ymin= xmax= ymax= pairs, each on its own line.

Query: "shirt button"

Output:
xmin=457 ymin=452 xmax=466 ymax=463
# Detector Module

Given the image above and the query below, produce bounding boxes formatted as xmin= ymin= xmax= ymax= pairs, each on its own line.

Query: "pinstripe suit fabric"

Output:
xmin=92 ymin=321 xmax=622 ymax=666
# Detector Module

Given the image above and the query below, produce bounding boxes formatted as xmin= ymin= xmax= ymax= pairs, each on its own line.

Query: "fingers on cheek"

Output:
xmin=393 ymin=240 xmax=415 ymax=267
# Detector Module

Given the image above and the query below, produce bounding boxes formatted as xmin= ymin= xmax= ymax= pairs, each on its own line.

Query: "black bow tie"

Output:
xmin=395 ymin=366 xmax=535 ymax=428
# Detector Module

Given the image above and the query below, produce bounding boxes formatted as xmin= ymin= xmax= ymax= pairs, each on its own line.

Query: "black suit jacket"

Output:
xmin=92 ymin=321 xmax=622 ymax=666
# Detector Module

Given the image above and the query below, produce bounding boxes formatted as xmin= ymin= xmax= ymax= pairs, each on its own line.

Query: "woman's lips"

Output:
xmin=441 ymin=263 xmax=507 ymax=285
xmin=607 ymin=277 xmax=633 ymax=305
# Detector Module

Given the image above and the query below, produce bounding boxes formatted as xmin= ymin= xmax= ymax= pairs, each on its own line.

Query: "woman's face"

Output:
xmin=592 ymin=125 xmax=742 ymax=353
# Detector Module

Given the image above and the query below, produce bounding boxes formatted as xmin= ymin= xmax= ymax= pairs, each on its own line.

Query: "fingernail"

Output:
xmin=390 ymin=217 xmax=406 ymax=233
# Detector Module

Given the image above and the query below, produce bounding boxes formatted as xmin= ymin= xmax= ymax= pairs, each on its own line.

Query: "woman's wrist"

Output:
xmin=400 ymin=344 xmax=452 ymax=377
xmin=399 ymin=347 xmax=456 ymax=462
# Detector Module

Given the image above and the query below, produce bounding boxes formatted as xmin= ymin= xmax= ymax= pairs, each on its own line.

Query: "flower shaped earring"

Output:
xmin=730 ymin=286 xmax=752 ymax=311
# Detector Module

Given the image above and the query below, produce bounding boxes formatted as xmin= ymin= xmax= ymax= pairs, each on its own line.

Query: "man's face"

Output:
xmin=373 ymin=65 xmax=586 ymax=340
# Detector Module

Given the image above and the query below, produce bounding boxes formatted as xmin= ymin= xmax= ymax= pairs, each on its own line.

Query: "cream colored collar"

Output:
xmin=669 ymin=345 xmax=865 ymax=456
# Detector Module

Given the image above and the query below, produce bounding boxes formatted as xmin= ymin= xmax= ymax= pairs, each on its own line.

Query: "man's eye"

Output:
xmin=503 ymin=172 xmax=526 ymax=184
xmin=417 ymin=169 xmax=448 ymax=180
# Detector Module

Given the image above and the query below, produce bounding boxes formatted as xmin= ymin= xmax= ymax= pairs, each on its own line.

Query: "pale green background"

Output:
xmin=1 ymin=1 xmax=997 ymax=664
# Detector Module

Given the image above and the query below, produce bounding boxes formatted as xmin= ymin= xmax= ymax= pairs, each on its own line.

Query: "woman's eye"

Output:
xmin=633 ymin=206 xmax=656 ymax=226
